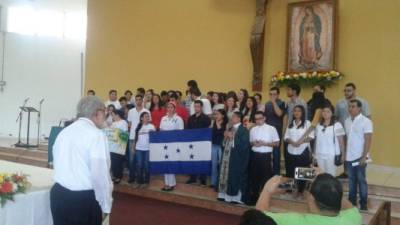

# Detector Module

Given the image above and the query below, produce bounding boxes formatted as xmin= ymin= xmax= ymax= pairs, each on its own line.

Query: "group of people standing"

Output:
xmin=89 ymin=80 xmax=373 ymax=210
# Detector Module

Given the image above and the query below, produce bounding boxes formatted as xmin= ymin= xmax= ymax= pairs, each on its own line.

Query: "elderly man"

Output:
xmin=50 ymin=96 xmax=113 ymax=225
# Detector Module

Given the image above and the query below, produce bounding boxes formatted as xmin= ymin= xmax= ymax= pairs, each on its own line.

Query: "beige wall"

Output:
xmin=86 ymin=0 xmax=400 ymax=167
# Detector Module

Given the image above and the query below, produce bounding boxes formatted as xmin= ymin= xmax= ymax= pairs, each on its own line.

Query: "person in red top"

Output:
xmin=169 ymin=91 xmax=189 ymax=127
xmin=150 ymin=94 xmax=166 ymax=130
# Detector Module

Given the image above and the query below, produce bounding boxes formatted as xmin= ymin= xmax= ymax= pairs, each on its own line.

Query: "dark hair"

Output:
xmin=190 ymin=87 xmax=202 ymax=97
xmin=254 ymin=111 xmax=265 ymax=117
xmin=227 ymin=91 xmax=238 ymax=99
xmin=289 ymin=105 xmax=306 ymax=129
xmin=124 ymin=90 xmax=133 ymax=95
xmin=137 ymin=87 xmax=145 ymax=95
xmin=135 ymin=94 xmax=143 ymax=99
xmin=254 ymin=93 xmax=262 ymax=101
xmin=194 ymin=100 xmax=203 ymax=107
xmin=288 ymin=83 xmax=301 ymax=95
xmin=207 ymin=91 xmax=214 ymax=97
xmin=107 ymin=104 xmax=116 ymax=111
xmin=187 ymin=80 xmax=198 ymax=89
xmin=239 ymin=209 xmax=277 ymax=225
xmin=320 ymin=103 xmax=337 ymax=127
xmin=134 ymin=112 xmax=150 ymax=144
xmin=169 ymin=91 xmax=178 ymax=100
xmin=109 ymin=89 xmax=117 ymax=95
xmin=160 ymin=91 xmax=168 ymax=96
xmin=239 ymin=89 xmax=249 ymax=112
xmin=215 ymin=109 xmax=228 ymax=128
xmin=176 ymin=90 xmax=182 ymax=97
xmin=350 ymin=99 xmax=362 ymax=108
xmin=244 ymin=96 xmax=258 ymax=122
xmin=113 ymin=109 xmax=125 ymax=119
xmin=150 ymin=94 xmax=164 ymax=111
xmin=119 ymin=96 xmax=127 ymax=102
xmin=269 ymin=87 xmax=280 ymax=94
xmin=220 ymin=92 xmax=227 ymax=103
xmin=213 ymin=92 xmax=225 ymax=104
xmin=87 ymin=90 xmax=95 ymax=95
xmin=310 ymin=173 xmax=343 ymax=214
xmin=147 ymin=89 xmax=154 ymax=95
xmin=345 ymin=83 xmax=356 ymax=90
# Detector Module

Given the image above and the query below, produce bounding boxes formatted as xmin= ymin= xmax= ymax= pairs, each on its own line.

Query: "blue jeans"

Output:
xmin=211 ymin=144 xmax=222 ymax=186
xmin=135 ymin=150 xmax=150 ymax=184
xmin=346 ymin=161 xmax=368 ymax=207
xmin=128 ymin=140 xmax=136 ymax=181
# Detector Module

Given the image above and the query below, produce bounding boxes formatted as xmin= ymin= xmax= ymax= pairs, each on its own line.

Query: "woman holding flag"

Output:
xmin=159 ymin=101 xmax=185 ymax=191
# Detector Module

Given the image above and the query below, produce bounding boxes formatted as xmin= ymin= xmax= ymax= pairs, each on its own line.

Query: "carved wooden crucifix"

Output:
xmin=250 ymin=0 xmax=268 ymax=92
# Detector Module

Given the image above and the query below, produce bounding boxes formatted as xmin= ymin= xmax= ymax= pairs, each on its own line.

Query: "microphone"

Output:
xmin=22 ymin=98 xmax=30 ymax=107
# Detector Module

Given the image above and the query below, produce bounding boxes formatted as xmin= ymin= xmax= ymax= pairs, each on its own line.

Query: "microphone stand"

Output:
xmin=37 ymin=99 xmax=44 ymax=147
xmin=15 ymin=98 xmax=29 ymax=146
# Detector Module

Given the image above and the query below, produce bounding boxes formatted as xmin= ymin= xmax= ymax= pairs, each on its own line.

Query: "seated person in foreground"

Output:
xmin=255 ymin=173 xmax=362 ymax=225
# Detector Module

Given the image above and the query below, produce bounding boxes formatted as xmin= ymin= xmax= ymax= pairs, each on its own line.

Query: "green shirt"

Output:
xmin=265 ymin=208 xmax=362 ymax=225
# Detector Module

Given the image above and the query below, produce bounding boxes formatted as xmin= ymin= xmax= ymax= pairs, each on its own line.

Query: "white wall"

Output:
xmin=0 ymin=0 xmax=86 ymax=140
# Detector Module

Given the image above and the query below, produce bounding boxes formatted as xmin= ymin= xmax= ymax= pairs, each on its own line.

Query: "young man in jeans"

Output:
xmin=344 ymin=99 xmax=373 ymax=210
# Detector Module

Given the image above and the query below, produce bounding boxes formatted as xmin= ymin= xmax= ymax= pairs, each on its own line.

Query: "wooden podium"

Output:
xmin=15 ymin=106 xmax=39 ymax=149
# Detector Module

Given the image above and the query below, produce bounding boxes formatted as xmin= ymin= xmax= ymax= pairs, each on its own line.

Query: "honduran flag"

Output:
xmin=149 ymin=128 xmax=212 ymax=175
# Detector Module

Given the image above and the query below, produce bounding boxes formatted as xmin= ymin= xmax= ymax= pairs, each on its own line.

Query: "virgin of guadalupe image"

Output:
xmin=298 ymin=6 xmax=322 ymax=70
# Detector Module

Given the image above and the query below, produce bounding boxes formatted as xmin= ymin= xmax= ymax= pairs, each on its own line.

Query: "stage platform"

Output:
xmin=0 ymin=137 xmax=398 ymax=225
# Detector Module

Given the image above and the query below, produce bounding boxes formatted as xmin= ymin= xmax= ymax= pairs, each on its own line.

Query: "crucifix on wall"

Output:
xmin=250 ymin=0 xmax=268 ymax=92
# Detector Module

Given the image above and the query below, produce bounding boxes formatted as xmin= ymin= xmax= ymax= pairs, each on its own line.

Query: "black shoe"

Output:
xmin=128 ymin=179 xmax=135 ymax=184
xmin=200 ymin=181 xmax=207 ymax=186
xmin=186 ymin=179 xmax=196 ymax=184
xmin=360 ymin=205 xmax=368 ymax=211
xmin=113 ymin=178 xmax=121 ymax=184
xmin=337 ymin=173 xmax=348 ymax=179
xmin=217 ymin=198 xmax=225 ymax=202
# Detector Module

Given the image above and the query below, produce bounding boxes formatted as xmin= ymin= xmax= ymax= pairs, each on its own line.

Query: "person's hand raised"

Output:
xmin=262 ymin=175 xmax=287 ymax=195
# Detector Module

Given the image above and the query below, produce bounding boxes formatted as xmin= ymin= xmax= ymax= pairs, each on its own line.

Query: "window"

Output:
xmin=7 ymin=5 xmax=86 ymax=40
xmin=7 ymin=6 xmax=36 ymax=35
xmin=64 ymin=12 xmax=87 ymax=40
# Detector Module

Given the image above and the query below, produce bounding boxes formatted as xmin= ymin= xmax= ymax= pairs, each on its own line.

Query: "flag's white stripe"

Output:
xmin=149 ymin=141 xmax=211 ymax=162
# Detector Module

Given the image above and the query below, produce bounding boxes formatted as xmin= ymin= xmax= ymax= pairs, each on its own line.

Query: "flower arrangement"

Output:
xmin=0 ymin=173 xmax=29 ymax=207
xmin=270 ymin=70 xmax=343 ymax=87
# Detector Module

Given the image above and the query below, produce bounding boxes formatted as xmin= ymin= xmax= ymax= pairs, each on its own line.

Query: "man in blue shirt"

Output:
xmin=264 ymin=87 xmax=286 ymax=175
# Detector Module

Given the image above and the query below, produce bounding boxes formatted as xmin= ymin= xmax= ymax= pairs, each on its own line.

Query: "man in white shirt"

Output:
xmin=105 ymin=89 xmax=122 ymax=109
xmin=51 ymin=96 xmax=113 ymax=225
xmin=344 ymin=99 xmax=373 ymax=211
xmin=127 ymin=94 xmax=151 ymax=183
xmin=189 ymin=88 xmax=212 ymax=116
xmin=248 ymin=111 xmax=280 ymax=204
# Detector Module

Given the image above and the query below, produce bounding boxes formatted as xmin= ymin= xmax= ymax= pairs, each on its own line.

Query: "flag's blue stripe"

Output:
xmin=150 ymin=128 xmax=212 ymax=143
xmin=149 ymin=161 xmax=211 ymax=175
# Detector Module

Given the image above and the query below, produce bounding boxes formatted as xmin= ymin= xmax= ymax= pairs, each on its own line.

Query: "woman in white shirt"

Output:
xmin=108 ymin=109 xmax=129 ymax=184
xmin=134 ymin=112 xmax=156 ymax=188
xmin=159 ymin=101 xmax=184 ymax=191
xmin=315 ymin=104 xmax=345 ymax=176
xmin=284 ymin=105 xmax=314 ymax=196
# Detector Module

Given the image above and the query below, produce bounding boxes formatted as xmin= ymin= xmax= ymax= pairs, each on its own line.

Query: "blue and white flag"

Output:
xmin=149 ymin=128 xmax=212 ymax=175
